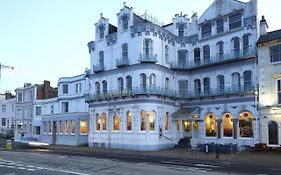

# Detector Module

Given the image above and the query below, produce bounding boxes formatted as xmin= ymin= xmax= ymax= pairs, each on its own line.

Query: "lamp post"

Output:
xmin=0 ymin=63 xmax=15 ymax=81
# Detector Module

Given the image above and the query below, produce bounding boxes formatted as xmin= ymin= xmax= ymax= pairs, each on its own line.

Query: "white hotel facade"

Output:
xmin=85 ymin=0 xmax=259 ymax=150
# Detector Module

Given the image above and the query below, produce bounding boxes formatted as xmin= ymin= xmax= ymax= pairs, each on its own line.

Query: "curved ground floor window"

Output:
xmin=205 ymin=113 xmax=217 ymax=137
xmin=238 ymin=111 xmax=254 ymax=138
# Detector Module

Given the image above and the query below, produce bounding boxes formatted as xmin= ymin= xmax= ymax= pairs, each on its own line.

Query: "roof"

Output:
xmin=257 ymin=29 xmax=281 ymax=45
xmin=171 ymin=107 xmax=200 ymax=120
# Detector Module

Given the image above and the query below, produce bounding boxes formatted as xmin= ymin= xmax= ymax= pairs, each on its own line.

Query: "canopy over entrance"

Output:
xmin=172 ymin=107 xmax=200 ymax=120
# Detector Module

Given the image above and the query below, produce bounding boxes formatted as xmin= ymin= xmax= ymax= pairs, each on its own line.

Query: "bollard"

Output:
xmin=6 ymin=139 xmax=12 ymax=150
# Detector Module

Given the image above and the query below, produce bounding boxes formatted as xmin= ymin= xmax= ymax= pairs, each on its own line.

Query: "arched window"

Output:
xmin=203 ymin=77 xmax=210 ymax=95
xmin=232 ymin=72 xmax=241 ymax=92
xmin=203 ymin=45 xmax=210 ymax=63
xmin=102 ymin=80 xmax=107 ymax=94
xmin=178 ymin=80 xmax=188 ymax=97
xmin=102 ymin=113 xmax=106 ymax=130
xmin=127 ymin=112 xmax=132 ymax=131
xmin=238 ymin=111 xmax=254 ymax=138
xmin=149 ymin=73 xmax=156 ymax=87
xmin=165 ymin=45 xmax=169 ymax=63
xmin=143 ymin=39 xmax=153 ymax=56
xmin=118 ymin=77 xmax=124 ymax=93
xmin=126 ymin=76 xmax=132 ymax=91
xmin=113 ymin=114 xmax=120 ymax=131
xmin=121 ymin=15 xmax=129 ymax=30
xmin=164 ymin=112 xmax=169 ymax=131
xmin=268 ymin=121 xmax=278 ymax=145
xmin=99 ymin=25 xmax=105 ymax=39
xmin=96 ymin=114 xmax=100 ymax=131
xmin=217 ymin=75 xmax=225 ymax=93
xmin=122 ymin=43 xmax=128 ymax=59
xmin=178 ymin=50 xmax=188 ymax=65
xmin=232 ymin=37 xmax=240 ymax=53
xmin=222 ymin=113 xmax=233 ymax=137
xmin=140 ymin=73 xmax=147 ymax=89
xmin=194 ymin=79 xmax=201 ymax=96
xmin=95 ymin=82 xmax=100 ymax=95
xmin=99 ymin=51 xmax=104 ymax=65
xmin=140 ymin=111 xmax=146 ymax=131
xmin=243 ymin=70 xmax=252 ymax=91
xmin=165 ymin=78 xmax=169 ymax=91
xmin=217 ymin=41 xmax=224 ymax=58
xmin=149 ymin=111 xmax=155 ymax=131
xmin=205 ymin=113 xmax=217 ymax=137
xmin=194 ymin=48 xmax=201 ymax=66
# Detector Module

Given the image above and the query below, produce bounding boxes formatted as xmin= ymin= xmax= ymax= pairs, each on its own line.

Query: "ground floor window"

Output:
xmin=48 ymin=121 xmax=52 ymax=134
xmin=43 ymin=122 xmax=47 ymax=134
xmin=71 ymin=120 xmax=75 ymax=135
xmin=141 ymin=111 xmax=146 ymax=131
xmin=59 ymin=121 xmax=63 ymax=134
xmin=268 ymin=121 xmax=278 ymax=145
xmin=96 ymin=114 xmax=100 ymax=131
xmin=184 ymin=120 xmax=191 ymax=132
xmin=102 ymin=113 xmax=106 ymax=130
xmin=80 ymin=120 xmax=88 ymax=135
xmin=149 ymin=111 xmax=155 ymax=131
xmin=113 ymin=114 xmax=120 ymax=131
xmin=222 ymin=113 xmax=233 ymax=137
xmin=164 ymin=112 xmax=169 ymax=131
xmin=177 ymin=120 xmax=181 ymax=131
xmin=205 ymin=113 xmax=217 ymax=137
xmin=127 ymin=112 xmax=132 ymax=131
xmin=65 ymin=121 xmax=69 ymax=134
xmin=238 ymin=111 xmax=254 ymax=138
xmin=1 ymin=118 xmax=6 ymax=126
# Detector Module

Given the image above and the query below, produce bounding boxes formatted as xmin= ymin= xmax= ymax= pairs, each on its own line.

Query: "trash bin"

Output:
xmin=6 ymin=139 xmax=12 ymax=150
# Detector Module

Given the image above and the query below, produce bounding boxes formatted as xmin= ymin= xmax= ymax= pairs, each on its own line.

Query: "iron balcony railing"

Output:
xmin=177 ymin=84 xmax=255 ymax=99
xmin=139 ymin=53 xmax=158 ymax=63
xmin=85 ymin=84 xmax=255 ymax=102
xmin=116 ymin=57 xmax=129 ymax=67
xmin=171 ymin=47 xmax=256 ymax=70
xmin=85 ymin=86 xmax=177 ymax=101
xmin=93 ymin=64 xmax=104 ymax=73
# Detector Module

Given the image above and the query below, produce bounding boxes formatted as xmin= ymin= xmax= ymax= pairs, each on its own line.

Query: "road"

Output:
xmin=0 ymin=140 xmax=281 ymax=175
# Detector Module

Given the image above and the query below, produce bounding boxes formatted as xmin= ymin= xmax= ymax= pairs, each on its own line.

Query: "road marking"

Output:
xmin=4 ymin=173 xmax=15 ymax=175
xmin=26 ymin=168 xmax=36 ymax=171
xmin=16 ymin=167 xmax=26 ymax=170
xmin=43 ymin=167 xmax=91 ymax=175
xmin=193 ymin=163 xmax=220 ymax=168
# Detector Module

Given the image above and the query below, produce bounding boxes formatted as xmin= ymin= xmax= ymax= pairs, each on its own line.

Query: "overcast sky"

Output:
xmin=0 ymin=0 xmax=279 ymax=94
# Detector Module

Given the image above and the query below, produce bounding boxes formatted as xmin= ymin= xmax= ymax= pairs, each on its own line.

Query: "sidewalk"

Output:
xmin=46 ymin=144 xmax=281 ymax=167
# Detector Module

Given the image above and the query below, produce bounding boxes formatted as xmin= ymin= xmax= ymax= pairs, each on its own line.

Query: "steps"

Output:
xmin=175 ymin=137 xmax=190 ymax=148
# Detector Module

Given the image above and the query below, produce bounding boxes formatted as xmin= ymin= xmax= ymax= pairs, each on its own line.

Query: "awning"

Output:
xmin=172 ymin=107 xmax=200 ymax=120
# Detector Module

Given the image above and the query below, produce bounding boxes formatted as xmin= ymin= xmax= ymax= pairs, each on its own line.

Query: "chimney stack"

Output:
xmin=260 ymin=16 xmax=268 ymax=35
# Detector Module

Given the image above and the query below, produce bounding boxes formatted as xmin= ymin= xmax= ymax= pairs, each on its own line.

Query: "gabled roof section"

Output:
xmin=133 ymin=13 xmax=150 ymax=25
xmin=198 ymin=0 xmax=248 ymax=24
xmin=257 ymin=29 xmax=281 ymax=45
xmin=108 ymin=24 xmax=117 ymax=34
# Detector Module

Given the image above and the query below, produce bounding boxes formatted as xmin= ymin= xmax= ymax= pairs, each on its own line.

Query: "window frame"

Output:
xmin=201 ymin=22 xmax=212 ymax=39
xmin=270 ymin=44 xmax=281 ymax=63
xmin=216 ymin=18 xmax=224 ymax=34
xmin=229 ymin=13 xmax=242 ymax=30
xmin=62 ymin=84 xmax=68 ymax=94
xmin=278 ymin=79 xmax=281 ymax=105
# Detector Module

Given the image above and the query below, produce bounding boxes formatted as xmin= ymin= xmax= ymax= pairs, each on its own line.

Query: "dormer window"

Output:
xmin=121 ymin=15 xmax=129 ymax=30
xmin=229 ymin=13 xmax=242 ymax=30
xmin=201 ymin=22 xmax=212 ymax=39
xmin=178 ymin=24 xmax=184 ymax=36
xmin=99 ymin=25 xmax=105 ymax=39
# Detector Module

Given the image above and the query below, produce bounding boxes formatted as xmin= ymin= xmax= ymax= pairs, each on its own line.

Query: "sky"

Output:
xmin=0 ymin=0 xmax=279 ymax=94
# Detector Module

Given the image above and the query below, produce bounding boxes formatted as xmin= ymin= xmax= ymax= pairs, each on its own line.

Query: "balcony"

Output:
xmin=139 ymin=54 xmax=158 ymax=63
xmin=171 ymin=47 xmax=256 ymax=70
xmin=116 ymin=57 xmax=129 ymax=67
xmin=84 ymin=86 xmax=177 ymax=102
xmin=93 ymin=64 xmax=104 ymax=73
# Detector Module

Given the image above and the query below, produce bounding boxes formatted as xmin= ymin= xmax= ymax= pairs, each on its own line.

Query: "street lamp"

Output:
xmin=0 ymin=63 xmax=16 ymax=81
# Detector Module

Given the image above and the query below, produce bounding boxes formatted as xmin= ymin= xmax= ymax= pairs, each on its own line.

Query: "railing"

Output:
xmin=85 ymin=84 xmax=255 ymax=102
xmin=93 ymin=64 xmax=104 ymax=73
xmin=139 ymin=54 xmax=158 ymax=63
xmin=85 ymin=87 xmax=177 ymax=101
xmin=116 ymin=57 xmax=129 ymax=67
xmin=171 ymin=47 xmax=256 ymax=70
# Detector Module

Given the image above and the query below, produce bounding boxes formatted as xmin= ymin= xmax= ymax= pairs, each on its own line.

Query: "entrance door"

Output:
xmin=193 ymin=120 xmax=199 ymax=138
xmin=183 ymin=120 xmax=191 ymax=137
xmin=268 ymin=121 xmax=278 ymax=145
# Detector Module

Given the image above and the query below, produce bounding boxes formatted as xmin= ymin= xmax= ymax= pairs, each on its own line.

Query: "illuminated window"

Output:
xmin=80 ymin=120 xmax=88 ymax=135
xmin=59 ymin=121 xmax=63 ymax=134
xmin=239 ymin=111 xmax=254 ymax=138
xmin=102 ymin=113 xmax=106 ymax=130
xmin=164 ymin=112 xmax=169 ymax=131
xmin=113 ymin=114 xmax=120 ymax=131
xmin=127 ymin=112 xmax=132 ymax=131
xmin=177 ymin=120 xmax=181 ymax=131
xmin=96 ymin=114 xmax=100 ymax=131
xmin=222 ymin=113 xmax=233 ymax=137
xmin=71 ymin=120 xmax=75 ymax=135
xmin=205 ymin=113 xmax=217 ymax=137
xmin=184 ymin=120 xmax=191 ymax=132
xmin=149 ymin=111 xmax=155 ymax=131
xmin=141 ymin=111 xmax=146 ymax=131
xmin=65 ymin=121 xmax=69 ymax=134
